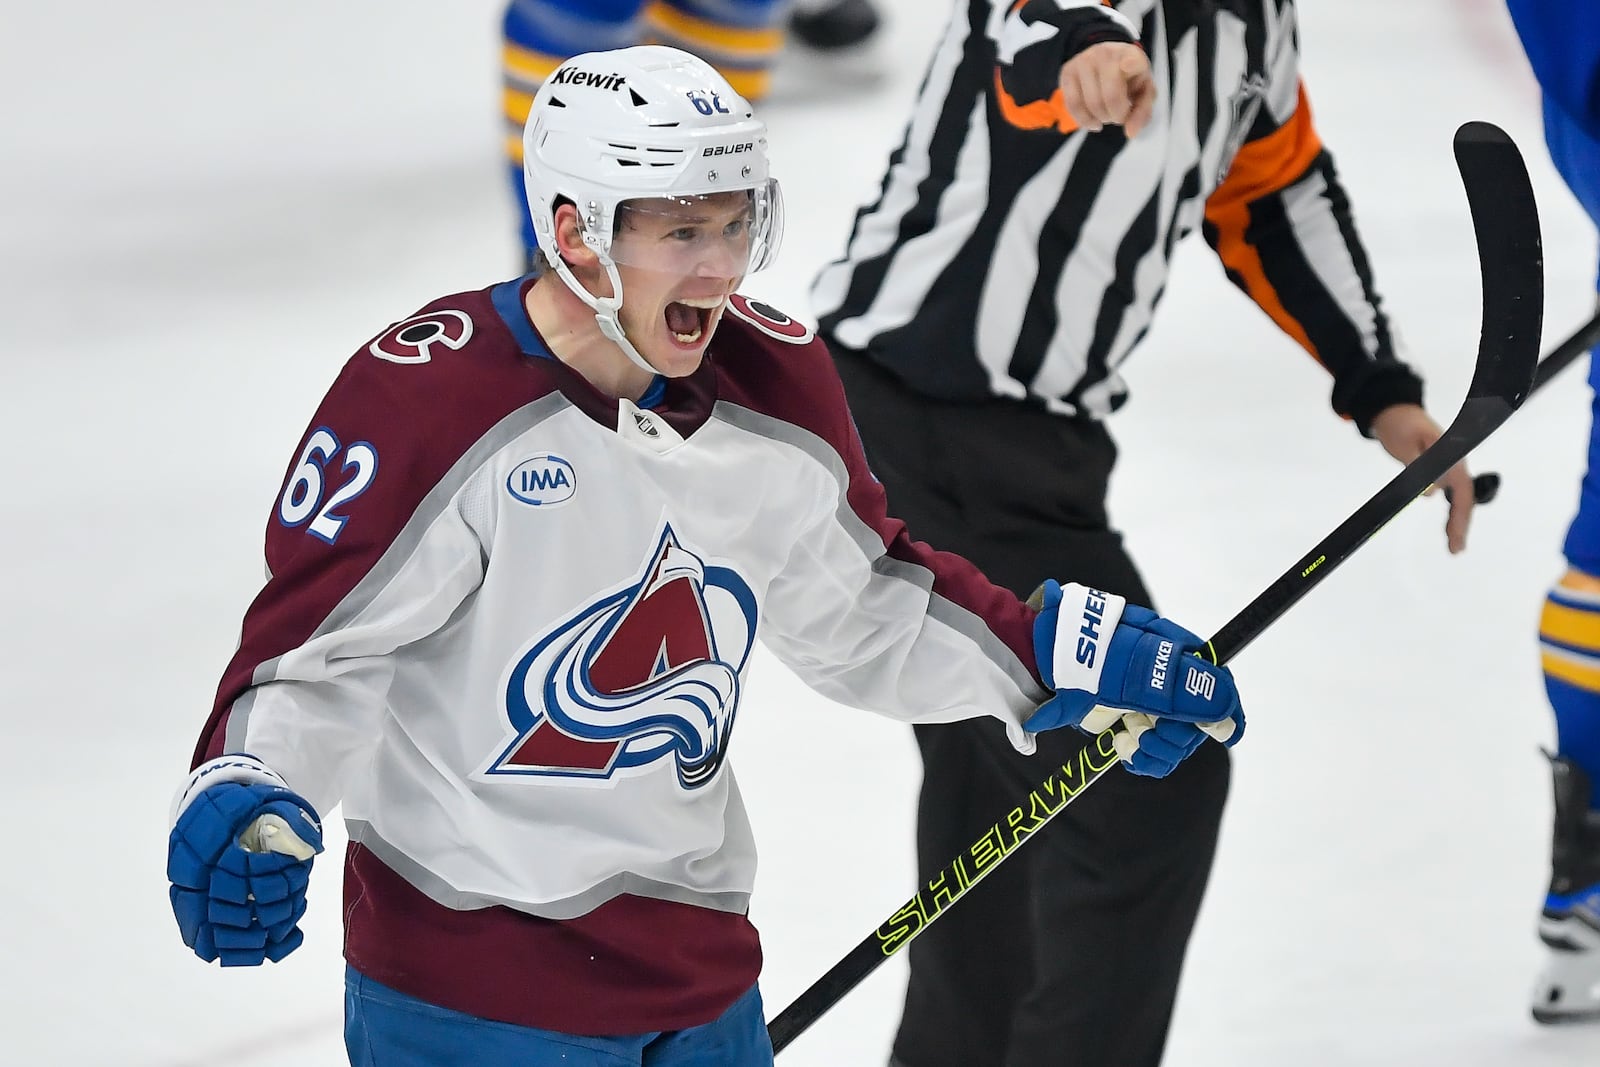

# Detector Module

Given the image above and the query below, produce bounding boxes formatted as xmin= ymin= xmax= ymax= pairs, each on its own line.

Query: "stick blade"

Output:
xmin=1453 ymin=120 xmax=1542 ymax=409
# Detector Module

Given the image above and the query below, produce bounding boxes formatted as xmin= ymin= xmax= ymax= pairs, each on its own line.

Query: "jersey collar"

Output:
xmin=490 ymin=273 xmax=717 ymax=440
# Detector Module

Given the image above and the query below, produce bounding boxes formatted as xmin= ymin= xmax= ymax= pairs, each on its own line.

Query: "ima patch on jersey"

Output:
xmin=507 ymin=454 xmax=577 ymax=507
xmin=485 ymin=524 xmax=758 ymax=788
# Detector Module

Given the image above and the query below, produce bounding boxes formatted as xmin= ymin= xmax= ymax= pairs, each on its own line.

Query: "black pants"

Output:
xmin=832 ymin=347 xmax=1231 ymax=1067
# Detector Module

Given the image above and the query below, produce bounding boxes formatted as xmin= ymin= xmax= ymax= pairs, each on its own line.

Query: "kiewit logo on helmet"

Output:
xmin=550 ymin=68 xmax=627 ymax=91
xmin=703 ymin=143 xmax=753 ymax=158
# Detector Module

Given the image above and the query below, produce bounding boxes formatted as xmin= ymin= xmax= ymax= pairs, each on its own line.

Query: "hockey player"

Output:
xmin=1508 ymin=0 xmax=1600 ymax=1026
xmin=164 ymin=46 xmax=1244 ymax=1066
xmin=813 ymin=2 xmax=1478 ymax=1064
xmin=501 ymin=0 xmax=881 ymax=269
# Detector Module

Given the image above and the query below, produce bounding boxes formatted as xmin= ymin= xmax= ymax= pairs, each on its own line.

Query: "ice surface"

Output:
xmin=3 ymin=0 xmax=1599 ymax=1063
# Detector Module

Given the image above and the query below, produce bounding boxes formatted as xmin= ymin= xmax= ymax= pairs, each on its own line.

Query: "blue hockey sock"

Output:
xmin=1540 ymin=580 xmax=1600 ymax=809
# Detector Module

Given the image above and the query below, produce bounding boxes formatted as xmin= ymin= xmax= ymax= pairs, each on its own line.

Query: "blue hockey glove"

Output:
xmin=168 ymin=773 xmax=323 ymax=967
xmin=1026 ymin=580 xmax=1244 ymax=777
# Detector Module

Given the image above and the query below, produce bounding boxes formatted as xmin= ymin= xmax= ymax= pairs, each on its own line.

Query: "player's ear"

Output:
xmin=552 ymin=203 xmax=599 ymax=270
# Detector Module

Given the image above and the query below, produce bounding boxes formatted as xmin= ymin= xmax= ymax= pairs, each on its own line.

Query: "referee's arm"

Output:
xmin=1201 ymin=87 xmax=1424 ymax=434
xmin=993 ymin=0 xmax=1141 ymax=134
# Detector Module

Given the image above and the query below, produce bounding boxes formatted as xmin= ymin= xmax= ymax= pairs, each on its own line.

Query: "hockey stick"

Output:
xmin=1459 ymin=306 xmax=1600 ymax=504
xmin=1529 ymin=306 xmax=1600 ymax=394
xmin=767 ymin=120 xmax=1543 ymax=1056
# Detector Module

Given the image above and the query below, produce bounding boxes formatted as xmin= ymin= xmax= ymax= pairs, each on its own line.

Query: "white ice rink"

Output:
xmin=5 ymin=0 xmax=1600 ymax=1063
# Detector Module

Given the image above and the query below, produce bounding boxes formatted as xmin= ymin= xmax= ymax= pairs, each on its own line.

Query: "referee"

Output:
xmin=814 ymin=2 xmax=1478 ymax=1065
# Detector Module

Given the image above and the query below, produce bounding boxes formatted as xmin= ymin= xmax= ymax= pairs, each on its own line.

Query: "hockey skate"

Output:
xmin=1531 ymin=754 xmax=1600 ymax=1024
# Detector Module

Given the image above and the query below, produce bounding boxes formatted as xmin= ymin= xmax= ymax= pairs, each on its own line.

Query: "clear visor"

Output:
xmin=602 ymin=180 xmax=784 ymax=280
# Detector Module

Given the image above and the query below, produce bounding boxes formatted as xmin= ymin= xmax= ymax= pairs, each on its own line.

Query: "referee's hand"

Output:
xmin=1058 ymin=42 xmax=1155 ymax=139
xmin=1370 ymin=402 xmax=1476 ymax=555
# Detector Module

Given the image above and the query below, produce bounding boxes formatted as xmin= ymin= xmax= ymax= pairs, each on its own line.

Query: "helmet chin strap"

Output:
xmin=547 ymin=249 xmax=658 ymax=377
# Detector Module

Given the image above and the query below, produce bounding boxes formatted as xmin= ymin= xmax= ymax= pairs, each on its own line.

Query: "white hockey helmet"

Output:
xmin=522 ymin=46 xmax=784 ymax=371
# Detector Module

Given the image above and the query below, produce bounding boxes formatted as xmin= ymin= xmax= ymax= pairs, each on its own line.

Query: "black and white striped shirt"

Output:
xmin=813 ymin=0 xmax=1422 ymax=429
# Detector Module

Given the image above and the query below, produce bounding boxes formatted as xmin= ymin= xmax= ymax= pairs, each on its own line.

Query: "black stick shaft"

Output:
xmin=1458 ymin=309 xmax=1600 ymax=505
xmin=1531 ymin=307 xmax=1600 ymax=394
xmin=1204 ymin=400 xmax=1513 ymax=661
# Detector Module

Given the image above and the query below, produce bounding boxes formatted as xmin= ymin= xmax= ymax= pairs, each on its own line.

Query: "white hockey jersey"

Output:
xmin=186 ymin=276 xmax=1048 ymax=1034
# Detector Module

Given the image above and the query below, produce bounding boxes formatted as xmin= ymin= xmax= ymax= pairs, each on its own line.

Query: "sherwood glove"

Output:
xmin=1027 ymin=580 xmax=1244 ymax=776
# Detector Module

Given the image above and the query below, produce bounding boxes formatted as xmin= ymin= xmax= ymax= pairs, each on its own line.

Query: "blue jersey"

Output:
xmin=1506 ymin=0 xmax=1600 ymax=137
xmin=1507 ymin=1 xmax=1600 ymax=259
xmin=1508 ymin=2 xmax=1600 ymax=572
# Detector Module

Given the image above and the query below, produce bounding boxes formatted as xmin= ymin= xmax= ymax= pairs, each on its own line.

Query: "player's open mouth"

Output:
xmin=665 ymin=296 xmax=722 ymax=346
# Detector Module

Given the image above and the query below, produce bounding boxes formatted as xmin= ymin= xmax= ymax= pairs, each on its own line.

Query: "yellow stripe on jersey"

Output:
xmin=1541 ymin=599 xmax=1600 ymax=654
xmin=502 ymin=42 xmax=559 ymax=167
xmin=1542 ymin=646 xmax=1600 ymax=695
xmin=644 ymin=2 xmax=784 ymax=62
xmin=503 ymin=42 xmax=565 ymax=87
xmin=504 ymin=86 xmax=536 ymax=126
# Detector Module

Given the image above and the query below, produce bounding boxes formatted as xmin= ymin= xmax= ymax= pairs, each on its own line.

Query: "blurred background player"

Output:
xmin=789 ymin=0 xmax=880 ymax=49
xmin=1510 ymin=0 xmax=1600 ymax=1026
xmin=501 ymin=0 xmax=882 ymax=270
xmin=812 ymin=1 xmax=1479 ymax=1064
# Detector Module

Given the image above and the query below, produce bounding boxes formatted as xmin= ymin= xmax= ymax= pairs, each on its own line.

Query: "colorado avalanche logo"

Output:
xmin=727 ymin=294 xmax=814 ymax=344
xmin=369 ymin=310 xmax=473 ymax=365
xmin=487 ymin=525 xmax=758 ymax=789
